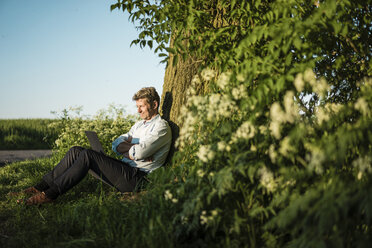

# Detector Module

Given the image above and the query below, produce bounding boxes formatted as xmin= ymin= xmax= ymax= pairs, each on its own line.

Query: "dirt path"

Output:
xmin=0 ymin=150 xmax=53 ymax=166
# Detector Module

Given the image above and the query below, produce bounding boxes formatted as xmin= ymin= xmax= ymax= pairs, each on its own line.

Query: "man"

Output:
xmin=16 ymin=87 xmax=172 ymax=205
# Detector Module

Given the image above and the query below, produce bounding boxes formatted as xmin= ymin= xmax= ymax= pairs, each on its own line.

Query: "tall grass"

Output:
xmin=0 ymin=119 xmax=60 ymax=150
xmin=0 ymin=156 xmax=178 ymax=248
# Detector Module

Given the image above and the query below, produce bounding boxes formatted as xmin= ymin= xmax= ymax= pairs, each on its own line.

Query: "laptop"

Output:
xmin=85 ymin=131 xmax=105 ymax=154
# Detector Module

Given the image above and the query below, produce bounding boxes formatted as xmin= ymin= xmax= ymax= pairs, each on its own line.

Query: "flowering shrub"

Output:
xmin=171 ymin=70 xmax=371 ymax=246
xmin=163 ymin=1 xmax=371 ymax=247
xmin=112 ymin=0 xmax=371 ymax=246
xmin=50 ymin=104 xmax=137 ymax=158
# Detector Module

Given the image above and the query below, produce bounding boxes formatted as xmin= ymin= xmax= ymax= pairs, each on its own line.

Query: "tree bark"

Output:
xmin=159 ymin=40 xmax=201 ymax=160
xmin=160 ymin=4 xmax=227 ymax=126
xmin=159 ymin=4 xmax=226 ymax=160
xmin=160 ymin=56 xmax=200 ymax=126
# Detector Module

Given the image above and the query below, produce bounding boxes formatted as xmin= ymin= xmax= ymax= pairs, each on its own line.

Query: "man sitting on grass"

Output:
xmin=14 ymin=87 xmax=172 ymax=205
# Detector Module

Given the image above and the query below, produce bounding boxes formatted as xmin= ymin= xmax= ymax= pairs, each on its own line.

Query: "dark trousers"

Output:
xmin=37 ymin=146 xmax=147 ymax=199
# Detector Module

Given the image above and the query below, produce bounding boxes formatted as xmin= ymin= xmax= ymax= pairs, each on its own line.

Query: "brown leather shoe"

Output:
xmin=24 ymin=187 xmax=41 ymax=194
xmin=8 ymin=186 xmax=41 ymax=197
xmin=19 ymin=192 xmax=53 ymax=205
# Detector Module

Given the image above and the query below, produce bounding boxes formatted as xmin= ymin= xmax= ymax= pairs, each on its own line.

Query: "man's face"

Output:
xmin=136 ymin=98 xmax=157 ymax=121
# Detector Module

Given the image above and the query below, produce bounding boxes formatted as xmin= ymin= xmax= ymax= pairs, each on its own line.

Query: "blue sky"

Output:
xmin=0 ymin=0 xmax=165 ymax=119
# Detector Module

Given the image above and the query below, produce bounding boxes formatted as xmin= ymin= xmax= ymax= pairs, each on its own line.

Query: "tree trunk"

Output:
xmin=159 ymin=5 xmax=225 ymax=160
xmin=160 ymin=58 xmax=200 ymax=125
xmin=159 ymin=41 xmax=201 ymax=160
xmin=160 ymin=5 xmax=227 ymax=126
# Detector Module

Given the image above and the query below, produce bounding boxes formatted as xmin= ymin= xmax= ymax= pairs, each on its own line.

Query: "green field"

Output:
xmin=0 ymin=119 xmax=60 ymax=150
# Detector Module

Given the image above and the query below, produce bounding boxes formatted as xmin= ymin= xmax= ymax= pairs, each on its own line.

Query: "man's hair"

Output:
xmin=132 ymin=87 xmax=160 ymax=109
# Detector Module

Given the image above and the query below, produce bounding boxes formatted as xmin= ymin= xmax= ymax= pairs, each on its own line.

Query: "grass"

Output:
xmin=0 ymin=155 xmax=178 ymax=248
xmin=0 ymin=117 xmax=182 ymax=247
xmin=0 ymin=119 xmax=60 ymax=150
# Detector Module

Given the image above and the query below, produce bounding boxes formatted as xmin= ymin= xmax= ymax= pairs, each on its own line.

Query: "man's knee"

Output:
xmin=79 ymin=148 xmax=99 ymax=162
xmin=66 ymin=146 xmax=86 ymax=160
xmin=69 ymin=146 xmax=84 ymax=153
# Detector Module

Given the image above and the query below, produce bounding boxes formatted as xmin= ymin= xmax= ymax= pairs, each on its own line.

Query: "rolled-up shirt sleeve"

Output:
xmin=129 ymin=123 xmax=171 ymax=160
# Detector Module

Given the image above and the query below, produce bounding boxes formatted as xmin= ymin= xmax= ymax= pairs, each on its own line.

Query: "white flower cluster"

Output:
xmin=269 ymin=144 xmax=277 ymax=163
xmin=315 ymin=102 xmax=343 ymax=125
xmin=231 ymin=121 xmax=256 ymax=143
xmin=164 ymin=190 xmax=178 ymax=203
xmin=353 ymin=155 xmax=372 ymax=180
xmin=177 ymin=90 xmax=237 ymax=149
xmin=186 ymin=73 xmax=203 ymax=97
xmin=177 ymin=108 xmax=198 ymax=148
xmin=197 ymin=169 xmax=205 ymax=177
xmin=294 ymin=69 xmax=330 ymax=98
xmin=181 ymin=216 xmax=189 ymax=225
xmin=197 ymin=145 xmax=216 ymax=163
xmin=217 ymin=141 xmax=228 ymax=151
xmin=269 ymin=91 xmax=299 ymax=139
xmin=206 ymin=94 xmax=236 ymax=121
xmin=231 ymin=84 xmax=248 ymax=100
xmin=191 ymin=74 xmax=202 ymax=85
xmin=200 ymin=209 xmax=219 ymax=225
xmin=236 ymin=73 xmax=245 ymax=82
xmin=177 ymin=94 xmax=208 ymax=148
xmin=189 ymin=95 xmax=208 ymax=108
xmin=258 ymin=166 xmax=277 ymax=192
xmin=216 ymin=72 xmax=231 ymax=90
xmin=306 ymin=146 xmax=325 ymax=174
xmin=283 ymin=91 xmax=299 ymax=123
xmin=294 ymin=73 xmax=305 ymax=92
xmin=354 ymin=97 xmax=370 ymax=116
xmin=279 ymin=136 xmax=295 ymax=157
xmin=312 ymin=79 xmax=329 ymax=99
xmin=259 ymin=125 xmax=268 ymax=134
xmin=201 ymin=68 xmax=216 ymax=81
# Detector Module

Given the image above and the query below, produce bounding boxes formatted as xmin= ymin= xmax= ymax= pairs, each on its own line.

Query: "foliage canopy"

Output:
xmin=121 ymin=0 xmax=371 ymax=246
xmin=110 ymin=0 xmax=372 ymax=246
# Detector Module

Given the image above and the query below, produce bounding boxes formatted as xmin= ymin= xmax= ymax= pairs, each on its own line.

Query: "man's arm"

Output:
xmin=112 ymin=124 xmax=137 ymax=155
xmin=115 ymin=136 xmax=134 ymax=160
xmin=116 ymin=137 xmax=133 ymax=151
xmin=128 ymin=122 xmax=171 ymax=161
xmin=122 ymin=151 xmax=137 ymax=160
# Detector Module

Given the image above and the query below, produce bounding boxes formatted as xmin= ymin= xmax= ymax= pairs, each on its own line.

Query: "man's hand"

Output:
xmin=116 ymin=140 xmax=135 ymax=154
xmin=123 ymin=152 xmax=152 ymax=162
xmin=123 ymin=151 xmax=134 ymax=160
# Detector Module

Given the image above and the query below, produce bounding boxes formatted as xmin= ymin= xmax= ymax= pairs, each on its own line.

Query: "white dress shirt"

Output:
xmin=112 ymin=114 xmax=172 ymax=173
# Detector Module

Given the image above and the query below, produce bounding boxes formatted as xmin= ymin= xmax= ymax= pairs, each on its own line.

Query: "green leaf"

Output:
xmin=254 ymin=0 xmax=261 ymax=9
xmin=140 ymin=40 xmax=146 ymax=48
xmin=165 ymin=47 xmax=176 ymax=54
xmin=172 ymin=54 xmax=178 ymax=66
xmin=110 ymin=3 xmax=119 ymax=12
xmin=293 ymin=37 xmax=302 ymax=50
xmin=139 ymin=31 xmax=146 ymax=39
xmin=147 ymin=40 xmax=153 ymax=49
xmin=231 ymin=0 xmax=237 ymax=9
xmin=130 ymin=39 xmax=140 ymax=47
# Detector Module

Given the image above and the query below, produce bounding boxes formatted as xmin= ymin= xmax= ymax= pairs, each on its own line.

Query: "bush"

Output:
xmin=50 ymin=105 xmax=138 ymax=158
xmin=116 ymin=0 xmax=372 ymax=246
